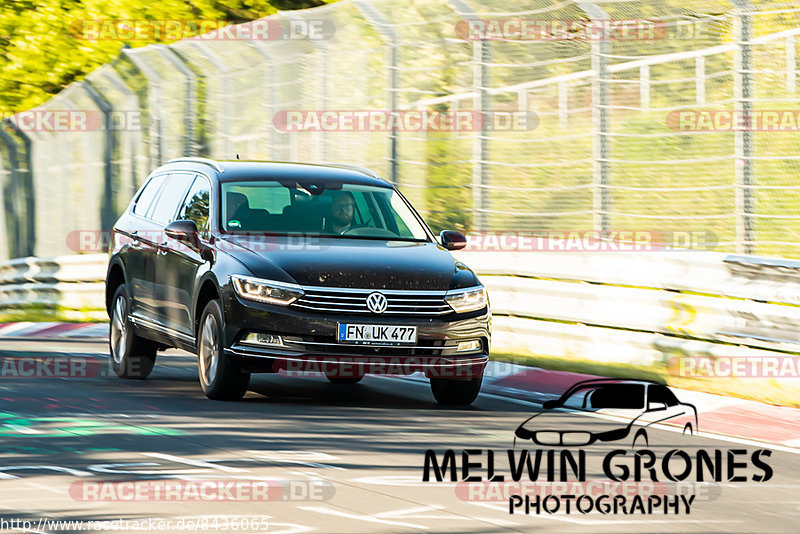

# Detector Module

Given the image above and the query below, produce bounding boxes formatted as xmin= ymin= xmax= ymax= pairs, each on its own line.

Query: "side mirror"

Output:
xmin=439 ymin=230 xmax=467 ymax=251
xmin=542 ymin=399 xmax=560 ymax=410
xmin=165 ymin=220 xmax=199 ymax=245
xmin=647 ymin=401 xmax=667 ymax=412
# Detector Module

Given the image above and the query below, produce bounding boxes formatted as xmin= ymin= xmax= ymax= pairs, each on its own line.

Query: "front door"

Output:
xmin=156 ymin=174 xmax=212 ymax=340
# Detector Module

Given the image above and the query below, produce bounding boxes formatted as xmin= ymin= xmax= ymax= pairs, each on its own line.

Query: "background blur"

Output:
xmin=2 ymin=0 xmax=800 ymax=261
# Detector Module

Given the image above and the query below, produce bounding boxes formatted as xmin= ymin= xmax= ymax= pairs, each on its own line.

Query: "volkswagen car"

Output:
xmin=105 ymin=158 xmax=490 ymax=404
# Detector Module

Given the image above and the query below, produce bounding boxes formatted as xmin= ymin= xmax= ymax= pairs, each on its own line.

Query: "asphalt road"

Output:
xmin=0 ymin=339 xmax=798 ymax=534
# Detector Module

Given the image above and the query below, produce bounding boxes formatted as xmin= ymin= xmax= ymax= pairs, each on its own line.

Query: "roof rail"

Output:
xmin=320 ymin=162 xmax=380 ymax=179
xmin=167 ymin=157 xmax=224 ymax=173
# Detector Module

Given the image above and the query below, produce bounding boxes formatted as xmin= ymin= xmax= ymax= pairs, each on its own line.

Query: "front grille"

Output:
xmin=292 ymin=286 xmax=452 ymax=316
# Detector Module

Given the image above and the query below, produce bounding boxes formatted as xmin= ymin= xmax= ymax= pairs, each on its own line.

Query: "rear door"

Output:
xmin=125 ymin=173 xmax=167 ymax=319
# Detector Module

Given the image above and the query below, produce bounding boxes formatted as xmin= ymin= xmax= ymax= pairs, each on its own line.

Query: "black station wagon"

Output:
xmin=105 ymin=158 xmax=491 ymax=404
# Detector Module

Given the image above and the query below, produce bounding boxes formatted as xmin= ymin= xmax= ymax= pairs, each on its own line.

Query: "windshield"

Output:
xmin=562 ymin=384 xmax=645 ymax=410
xmin=221 ymin=180 xmax=430 ymax=241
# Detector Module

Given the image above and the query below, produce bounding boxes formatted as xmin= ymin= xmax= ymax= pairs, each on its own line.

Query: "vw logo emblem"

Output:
xmin=366 ymin=292 xmax=388 ymax=314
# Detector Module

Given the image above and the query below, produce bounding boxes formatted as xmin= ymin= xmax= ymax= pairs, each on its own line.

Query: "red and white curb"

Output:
xmin=0 ymin=322 xmax=107 ymax=339
xmin=478 ymin=361 xmax=800 ymax=451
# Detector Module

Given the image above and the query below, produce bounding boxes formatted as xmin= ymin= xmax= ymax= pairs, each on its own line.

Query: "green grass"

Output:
xmin=0 ymin=305 xmax=107 ymax=323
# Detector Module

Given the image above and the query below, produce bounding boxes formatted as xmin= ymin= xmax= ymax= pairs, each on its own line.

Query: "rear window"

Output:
xmin=148 ymin=173 xmax=196 ymax=225
xmin=132 ymin=174 xmax=166 ymax=217
xmin=648 ymin=385 xmax=679 ymax=407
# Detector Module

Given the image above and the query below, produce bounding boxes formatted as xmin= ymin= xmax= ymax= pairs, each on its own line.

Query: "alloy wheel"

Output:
xmin=199 ymin=314 xmax=219 ymax=387
xmin=110 ymin=295 xmax=127 ymax=364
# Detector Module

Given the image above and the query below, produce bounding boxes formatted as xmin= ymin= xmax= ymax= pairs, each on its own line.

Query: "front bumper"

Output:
xmin=222 ymin=290 xmax=491 ymax=378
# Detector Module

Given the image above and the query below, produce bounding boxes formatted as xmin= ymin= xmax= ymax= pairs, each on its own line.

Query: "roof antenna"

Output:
xmin=236 ymin=153 xmax=240 ymax=160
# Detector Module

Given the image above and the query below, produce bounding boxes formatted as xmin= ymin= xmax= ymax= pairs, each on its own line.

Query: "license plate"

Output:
xmin=337 ymin=324 xmax=417 ymax=344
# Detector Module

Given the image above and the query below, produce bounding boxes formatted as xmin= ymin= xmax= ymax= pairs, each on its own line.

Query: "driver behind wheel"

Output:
xmin=323 ymin=190 xmax=356 ymax=234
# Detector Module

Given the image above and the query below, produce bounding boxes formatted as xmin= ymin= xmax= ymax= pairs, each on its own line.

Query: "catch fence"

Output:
xmin=1 ymin=0 xmax=800 ymax=259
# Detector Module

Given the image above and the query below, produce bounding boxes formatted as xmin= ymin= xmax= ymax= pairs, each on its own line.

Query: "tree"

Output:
xmin=0 ymin=0 xmax=329 ymax=114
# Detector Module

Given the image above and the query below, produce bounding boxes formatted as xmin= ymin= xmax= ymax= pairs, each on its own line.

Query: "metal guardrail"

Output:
xmin=2 ymin=251 xmax=800 ymax=365
xmin=0 ymin=254 xmax=107 ymax=319
xmin=455 ymin=250 xmax=800 ymax=362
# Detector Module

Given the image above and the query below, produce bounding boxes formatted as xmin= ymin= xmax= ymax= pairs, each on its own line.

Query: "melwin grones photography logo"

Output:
xmin=421 ymin=378 xmax=773 ymax=517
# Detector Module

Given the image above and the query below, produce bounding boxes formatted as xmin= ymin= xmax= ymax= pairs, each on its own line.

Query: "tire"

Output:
xmin=109 ymin=285 xmax=157 ymax=379
xmin=326 ymin=374 xmax=364 ymax=385
xmin=197 ymin=299 xmax=250 ymax=400
xmin=430 ymin=376 xmax=483 ymax=405
xmin=683 ymin=423 xmax=693 ymax=436
xmin=632 ymin=429 xmax=649 ymax=449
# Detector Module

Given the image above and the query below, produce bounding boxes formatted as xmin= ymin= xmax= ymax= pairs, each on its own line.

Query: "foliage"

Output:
xmin=0 ymin=0 xmax=328 ymax=114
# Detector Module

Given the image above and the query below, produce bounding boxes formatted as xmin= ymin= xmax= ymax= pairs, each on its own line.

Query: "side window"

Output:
xmin=148 ymin=173 xmax=196 ymax=225
xmin=352 ymin=191 xmax=370 ymax=226
xmin=648 ymin=385 xmax=679 ymax=407
xmin=587 ymin=384 xmax=645 ymax=409
xmin=563 ymin=389 xmax=590 ymax=409
xmin=178 ymin=176 xmax=211 ymax=237
xmin=132 ymin=174 xmax=167 ymax=217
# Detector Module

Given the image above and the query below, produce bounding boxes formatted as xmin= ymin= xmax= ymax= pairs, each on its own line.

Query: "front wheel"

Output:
xmin=197 ymin=299 xmax=250 ymax=400
xmin=632 ymin=429 xmax=649 ymax=449
xmin=109 ymin=285 xmax=157 ymax=379
xmin=430 ymin=376 xmax=483 ymax=405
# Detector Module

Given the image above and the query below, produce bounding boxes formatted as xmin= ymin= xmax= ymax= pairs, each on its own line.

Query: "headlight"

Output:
xmin=444 ymin=286 xmax=487 ymax=313
xmin=231 ymin=275 xmax=304 ymax=305
xmin=534 ymin=431 xmax=561 ymax=446
xmin=561 ymin=432 xmax=593 ymax=446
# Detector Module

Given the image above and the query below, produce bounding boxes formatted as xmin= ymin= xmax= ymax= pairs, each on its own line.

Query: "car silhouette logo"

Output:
xmin=513 ymin=379 xmax=698 ymax=449
xmin=366 ymin=292 xmax=388 ymax=314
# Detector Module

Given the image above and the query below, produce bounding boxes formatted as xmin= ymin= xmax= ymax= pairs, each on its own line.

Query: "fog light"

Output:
xmin=456 ymin=340 xmax=481 ymax=352
xmin=243 ymin=333 xmax=284 ymax=346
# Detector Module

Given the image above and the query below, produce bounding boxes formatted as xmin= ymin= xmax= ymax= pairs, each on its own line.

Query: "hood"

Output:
xmin=515 ymin=408 xmax=643 ymax=439
xmin=218 ymin=235 xmax=479 ymax=290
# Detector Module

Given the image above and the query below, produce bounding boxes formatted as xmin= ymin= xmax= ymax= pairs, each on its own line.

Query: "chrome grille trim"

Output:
xmin=291 ymin=304 xmax=451 ymax=315
xmin=293 ymin=286 xmax=452 ymax=316
xmin=300 ymin=285 xmax=448 ymax=296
